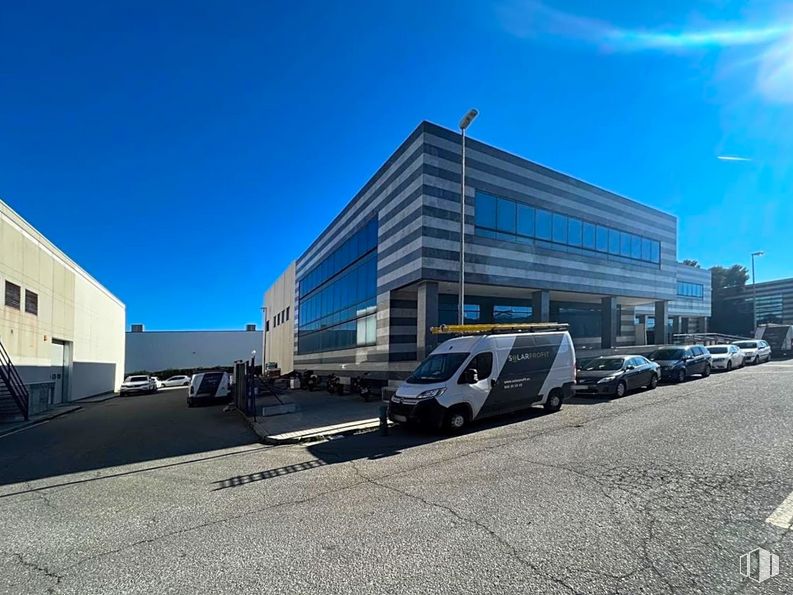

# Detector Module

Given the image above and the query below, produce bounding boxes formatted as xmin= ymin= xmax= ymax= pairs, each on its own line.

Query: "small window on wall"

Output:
xmin=286 ymin=306 xmax=290 ymax=321
xmin=25 ymin=290 xmax=38 ymax=315
xmin=5 ymin=281 xmax=20 ymax=309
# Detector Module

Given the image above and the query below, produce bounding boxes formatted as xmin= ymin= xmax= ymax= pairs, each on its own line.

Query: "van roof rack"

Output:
xmin=430 ymin=323 xmax=569 ymax=335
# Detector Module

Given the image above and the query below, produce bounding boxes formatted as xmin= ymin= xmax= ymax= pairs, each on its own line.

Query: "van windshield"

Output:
xmin=406 ymin=353 xmax=470 ymax=384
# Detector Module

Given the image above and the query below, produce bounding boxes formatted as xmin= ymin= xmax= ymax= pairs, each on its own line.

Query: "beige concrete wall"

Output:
xmin=0 ymin=199 xmax=125 ymax=400
xmin=263 ymin=262 xmax=295 ymax=374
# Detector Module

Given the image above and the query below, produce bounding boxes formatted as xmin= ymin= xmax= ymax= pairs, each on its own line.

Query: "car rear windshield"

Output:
xmin=127 ymin=376 xmax=148 ymax=382
xmin=734 ymin=342 xmax=757 ymax=349
xmin=707 ymin=347 xmax=728 ymax=354
xmin=406 ymin=353 xmax=470 ymax=384
xmin=650 ymin=349 xmax=685 ymax=360
xmin=583 ymin=358 xmax=625 ymax=371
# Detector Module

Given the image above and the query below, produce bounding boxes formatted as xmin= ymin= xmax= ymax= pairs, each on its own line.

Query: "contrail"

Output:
xmin=717 ymin=155 xmax=753 ymax=162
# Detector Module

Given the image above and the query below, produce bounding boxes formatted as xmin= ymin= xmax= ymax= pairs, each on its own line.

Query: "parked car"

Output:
xmin=706 ymin=344 xmax=744 ymax=371
xmin=648 ymin=345 xmax=712 ymax=383
xmin=163 ymin=375 xmax=191 ymax=387
xmin=151 ymin=376 xmax=163 ymax=389
xmin=389 ymin=327 xmax=575 ymax=432
xmin=732 ymin=340 xmax=772 ymax=365
xmin=575 ymin=355 xmax=659 ymax=398
xmin=187 ymin=371 xmax=231 ymax=407
xmin=120 ymin=375 xmax=158 ymax=395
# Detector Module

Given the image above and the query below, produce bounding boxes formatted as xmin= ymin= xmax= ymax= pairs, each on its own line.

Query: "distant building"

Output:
xmin=263 ymin=261 xmax=295 ymax=374
xmin=712 ymin=277 xmax=793 ymax=336
xmin=125 ymin=326 xmax=263 ymax=373
xmin=1 ymin=199 xmax=126 ymax=418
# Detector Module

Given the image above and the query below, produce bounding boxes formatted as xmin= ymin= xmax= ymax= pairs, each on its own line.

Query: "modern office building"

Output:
xmin=125 ymin=325 xmax=263 ymax=374
xmin=712 ymin=276 xmax=793 ymax=336
xmin=1 ymin=199 xmax=126 ymax=419
xmin=263 ymin=121 xmax=711 ymax=388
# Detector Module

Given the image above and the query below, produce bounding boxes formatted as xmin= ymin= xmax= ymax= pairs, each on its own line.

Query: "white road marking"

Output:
xmin=766 ymin=490 xmax=793 ymax=529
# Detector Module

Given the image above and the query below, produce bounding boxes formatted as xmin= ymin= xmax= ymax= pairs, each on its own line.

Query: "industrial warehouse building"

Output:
xmin=125 ymin=325 xmax=263 ymax=374
xmin=263 ymin=121 xmax=711 ymax=388
xmin=0 ymin=199 xmax=126 ymax=418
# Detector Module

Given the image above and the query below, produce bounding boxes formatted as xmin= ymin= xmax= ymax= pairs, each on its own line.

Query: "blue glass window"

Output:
xmin=651 ymin=241 xmax=661 ymax=263
xmin=620 ymin=231 xmax=632 ymax=257
xmin=536 ymin=209 xmax=552 ymax=240
xmin=596 ymin=226 xmax=609 ymax=252
xmin=568 ymin=218 xmax=582 ymax=247
xmin=472 ymin=191 xmax=662 ymax=265
xmin=582 ymin=222 xmax=596 ymax=250
xmin=517 ymin=204 xmax=535 ymax=237
xmin=552 ymin=213 xmax=568 ymax=243
xmin=497 ymin=198 xmax=516 ymax=234
xmin=608 ymin=229 xmax=621 ymax=255
xmin=475 ymin=193 xmax=497 ymax=229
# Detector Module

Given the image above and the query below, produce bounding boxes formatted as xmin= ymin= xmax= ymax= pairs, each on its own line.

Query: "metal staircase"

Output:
xmin=0 ymin=339 xmax=29 ymax=420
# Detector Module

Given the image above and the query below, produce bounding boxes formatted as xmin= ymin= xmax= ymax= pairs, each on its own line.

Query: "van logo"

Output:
xmin=508 ymin=350 xmax=551 ymax=363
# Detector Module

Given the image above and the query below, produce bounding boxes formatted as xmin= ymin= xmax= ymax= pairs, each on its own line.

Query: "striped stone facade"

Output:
xmin=266 ymin=121 xmax=711 ymax=384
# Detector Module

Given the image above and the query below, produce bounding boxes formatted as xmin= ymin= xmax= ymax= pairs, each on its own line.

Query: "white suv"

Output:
xmin=732 ymin=340 xmax=772 ymax=365
xmin=120 ymin=375 xmax=158 ymax=395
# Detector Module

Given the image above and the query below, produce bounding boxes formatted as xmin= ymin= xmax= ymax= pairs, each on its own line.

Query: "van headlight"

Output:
xmin=416 ymin=387 xmax=446 ymax=399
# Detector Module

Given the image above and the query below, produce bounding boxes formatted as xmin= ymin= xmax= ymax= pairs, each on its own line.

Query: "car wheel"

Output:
xmin=702 ymin=365 xmax=711 ymax=378
xmin=675 ymin=369 xmax=686 ymax=384
xmin=648 ymin=374 xmax=658 ymax=390
xmin=187 ymin=399 xmax=193 ymax=408
xmin=444 ymin=407 xmax=469 ymax=433
xmin=726 ymin=361 xmax=733 ymax=372
xmin=544 ymin=389 xmax=563 ymax=412
xmin=614 ymin=381 xmax=627 ymax=398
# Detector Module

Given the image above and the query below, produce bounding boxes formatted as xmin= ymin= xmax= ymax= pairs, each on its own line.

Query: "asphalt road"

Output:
xmin=1 ymin=362 xmax=792 ymax=594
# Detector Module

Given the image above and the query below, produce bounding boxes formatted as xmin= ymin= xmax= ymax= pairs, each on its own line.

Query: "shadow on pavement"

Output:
xmin=212 ymin=406 xmax=565 ymax=491
xmin=0 ymin=390 xmax=259 ymax=488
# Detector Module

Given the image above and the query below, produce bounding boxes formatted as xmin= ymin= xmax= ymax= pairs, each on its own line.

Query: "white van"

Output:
xmin=389 ymin=324 xmax=576 ymax=432
xmin=187 ymin=371 xmax=231 ymax=407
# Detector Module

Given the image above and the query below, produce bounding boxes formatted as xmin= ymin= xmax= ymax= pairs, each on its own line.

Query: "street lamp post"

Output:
xmin=751 ymin=251 xmax=764 ymax=333
xmin=458 ymin=108 xmax=479 ymax=325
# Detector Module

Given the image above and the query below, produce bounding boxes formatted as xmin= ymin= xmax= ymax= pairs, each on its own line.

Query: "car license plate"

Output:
xmin=392 ymin=414 xmax=407 ymax=422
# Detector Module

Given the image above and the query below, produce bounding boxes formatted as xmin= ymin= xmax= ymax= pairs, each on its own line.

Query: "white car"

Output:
xmin=732 ymin=340 xmax=772 ymax=365
xmin=163 ymin=375 xmax=191 ymax=387
xmin=151 ymin=376 xmax=163 ymax=389
xmin=706 ymin=345 xmax=744 ymax=371
xmin=120 ymin=375 xmax=158 ymax=395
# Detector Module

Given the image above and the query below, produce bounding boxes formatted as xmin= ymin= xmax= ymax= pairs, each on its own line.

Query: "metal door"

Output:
xmin=50 ymin=341 xmax=65 ymax=404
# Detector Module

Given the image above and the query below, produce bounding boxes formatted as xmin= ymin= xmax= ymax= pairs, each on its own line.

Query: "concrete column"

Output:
xmin=654 ymin=300 xmax=669 ymax=345
xmin=701 ymin=317 xmax=709 ymax=333
xmin=680 ymin=317 xmax=689 ymax=334
xmin=532 ymin=291 xmax=550 ymax=323
xmin=480 ymin=301 xmax=494 ymax=324
xmin=601 ymin=296 xmax=618 ymax=349
xmin=417 ymin=282 xmax=439 ymax=361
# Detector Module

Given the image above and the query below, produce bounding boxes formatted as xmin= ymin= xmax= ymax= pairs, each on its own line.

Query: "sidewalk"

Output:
xmin=245 ymin=389 xmax=389 ymax=444
xmin=0 ymin=404 xmax=82 ymax=437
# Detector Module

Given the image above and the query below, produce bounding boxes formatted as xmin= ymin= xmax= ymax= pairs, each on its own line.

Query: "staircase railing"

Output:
xmin=0 ymin=339 xmax=29 ymax=420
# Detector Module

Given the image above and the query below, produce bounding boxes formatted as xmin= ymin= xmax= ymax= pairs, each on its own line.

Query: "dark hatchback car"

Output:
xmin=648 ymin=345 xmax=712 ymax=383
xmin=575 ymin=355 xmax=660 ymax=398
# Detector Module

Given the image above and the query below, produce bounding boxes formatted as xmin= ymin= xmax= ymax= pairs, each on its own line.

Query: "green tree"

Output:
xmin=710 ymin=264 xmax=751 ymax=335
xmin=682 ymin=259 xmax=700 ymax=268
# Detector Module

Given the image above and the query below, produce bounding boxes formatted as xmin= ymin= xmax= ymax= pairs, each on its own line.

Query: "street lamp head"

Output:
xmin=459 ymin=108 xmax=479 ymax=131
xmin=752 ymin=251 xmax=765 ymax=257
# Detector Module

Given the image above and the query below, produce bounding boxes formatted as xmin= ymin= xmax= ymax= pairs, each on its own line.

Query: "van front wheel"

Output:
xmin=444 ymin=407 xmax=469 ymax=433
xmin=544 ymin=389 xmax=563 ymax=413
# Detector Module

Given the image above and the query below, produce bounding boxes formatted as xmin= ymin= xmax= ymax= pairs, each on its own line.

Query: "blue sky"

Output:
xmin=2 ymin=1 xmax=791 ymax=329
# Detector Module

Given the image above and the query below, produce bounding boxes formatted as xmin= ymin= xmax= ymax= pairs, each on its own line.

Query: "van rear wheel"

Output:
xmin=544 ymin=389 xmax=563 ymax=412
